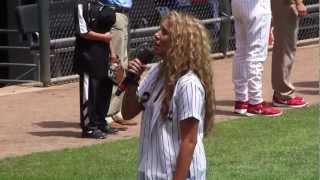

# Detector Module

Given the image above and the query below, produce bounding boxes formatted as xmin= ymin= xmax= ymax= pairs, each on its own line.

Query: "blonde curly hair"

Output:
xmin=158 ymin=11 xmax=215 ymax=135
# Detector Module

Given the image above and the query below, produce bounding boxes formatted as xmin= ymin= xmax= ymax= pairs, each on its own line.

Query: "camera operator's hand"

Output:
xmin=104 ymin=32 xmax=112 ymax=42
xmin=290 ymin=2 xmax=307 ymax=17
xmin=127 ymin=58 xmax=146 ymax=78
xmin=296 ymin=2 xmax=307 ymax=17
xmin=110 ymin=54 xmax=119 ymax=64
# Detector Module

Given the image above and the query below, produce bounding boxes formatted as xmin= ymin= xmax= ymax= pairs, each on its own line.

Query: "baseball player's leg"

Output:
xmin=232 ymin=0 xmax=250 ymax=114
xmin=247 ymin=61 xmax=264 ymax=105
xmin=232 ymin=0 xmax=249 ymax=101
xmin=246 ymin=1 xmax=271 ymax=105
xmin=271 ymin=0 xmax=298 ymax=95
xmin=240 ymin=1 xmax=281 ymax=116
xmin=232 ymin=25 xmax=249 ymax=104
xmin=232 ymin=0 xmax=249 ymax=113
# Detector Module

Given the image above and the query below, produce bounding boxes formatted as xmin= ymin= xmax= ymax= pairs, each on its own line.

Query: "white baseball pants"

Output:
xmin=231 ymin=0 xmax=272 ymax=104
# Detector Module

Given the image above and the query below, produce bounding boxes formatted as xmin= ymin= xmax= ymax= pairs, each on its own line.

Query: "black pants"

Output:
xmin=79 ymin=73 xmax=113 ymax=131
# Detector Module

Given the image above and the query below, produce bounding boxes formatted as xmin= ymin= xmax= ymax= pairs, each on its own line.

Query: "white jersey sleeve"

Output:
xmin=174 ymin=72 xmax=205 ymax=122
xmin=137 ymin=63 xmax=160 ymax=100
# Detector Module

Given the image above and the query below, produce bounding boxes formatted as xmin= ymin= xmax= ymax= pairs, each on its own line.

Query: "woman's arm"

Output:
xmin=122 ymin=84 xmax=143 ymax=120
xmin=173 ymin=118 xmax=199 ymax=180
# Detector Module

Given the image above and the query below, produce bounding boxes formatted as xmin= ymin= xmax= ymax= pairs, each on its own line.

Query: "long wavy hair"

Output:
xmin=158 ymin=11 xmax=215 ymax=135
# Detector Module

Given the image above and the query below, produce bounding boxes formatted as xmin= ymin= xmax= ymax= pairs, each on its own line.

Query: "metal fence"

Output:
xmin=10 ymin=0 xmax=320 ymax=85
xmin=49 ymin=0 xmax=75 ymax=79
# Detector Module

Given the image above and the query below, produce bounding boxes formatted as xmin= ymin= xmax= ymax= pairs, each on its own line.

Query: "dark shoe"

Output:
xmin=100 ymin=126 xmax=119 ymax=134
xmin=82 ymin=129 xmax=106 ymax=139
xmin=110 ymin=121 xmax=128 ymax=131
xmin=272 ymin=94 xmax=307 ymax=108
xmin=112 ymin=113 xmax=138 ymax=126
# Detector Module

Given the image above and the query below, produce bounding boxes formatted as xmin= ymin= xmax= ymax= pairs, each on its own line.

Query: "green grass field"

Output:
xmin=0 ymin=106 xmax=318 ymax=180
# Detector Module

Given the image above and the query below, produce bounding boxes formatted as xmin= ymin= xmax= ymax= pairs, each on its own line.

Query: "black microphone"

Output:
xmin=115 ymin=43 xmax=154 ymax=96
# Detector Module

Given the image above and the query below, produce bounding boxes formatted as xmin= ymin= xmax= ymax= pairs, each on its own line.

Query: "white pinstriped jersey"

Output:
xmin=137 ymin=63 xmax=206 ymax=180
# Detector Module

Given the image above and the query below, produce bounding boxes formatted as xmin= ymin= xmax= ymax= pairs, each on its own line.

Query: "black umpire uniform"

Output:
xmin=74 ymin=0 xmax=116 ymax=139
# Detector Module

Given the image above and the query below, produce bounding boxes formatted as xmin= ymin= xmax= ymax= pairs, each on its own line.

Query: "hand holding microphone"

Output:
xmin=127 ymin=58 xmax=146 ymax=80
xmin=115 ymin=44 xmax=154 ymax=96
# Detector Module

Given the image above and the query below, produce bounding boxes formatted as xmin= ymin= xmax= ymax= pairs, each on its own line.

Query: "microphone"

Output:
xmin=115 ymin=43 xmax=154 ymax=96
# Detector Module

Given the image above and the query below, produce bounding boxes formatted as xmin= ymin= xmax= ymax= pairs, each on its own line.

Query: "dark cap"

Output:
xmin=95 ymin=5 xmax=116 ymax=32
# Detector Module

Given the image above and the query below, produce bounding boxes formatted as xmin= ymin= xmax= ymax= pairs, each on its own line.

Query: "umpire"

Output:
xmin=74 ymin=0 xmax=117 ymax=139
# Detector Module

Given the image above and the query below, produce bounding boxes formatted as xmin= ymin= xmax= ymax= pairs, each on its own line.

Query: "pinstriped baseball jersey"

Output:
xmin=137 ymin=63 xmax=206 ymax=180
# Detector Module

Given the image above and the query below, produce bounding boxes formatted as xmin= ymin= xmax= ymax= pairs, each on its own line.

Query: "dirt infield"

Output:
xmin=0 ymin=46 xmax=318 ymax=159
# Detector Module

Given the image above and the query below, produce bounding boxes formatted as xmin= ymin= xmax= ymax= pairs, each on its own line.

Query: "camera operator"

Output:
xmin=102 ymin=0 xmax=136 ymax=129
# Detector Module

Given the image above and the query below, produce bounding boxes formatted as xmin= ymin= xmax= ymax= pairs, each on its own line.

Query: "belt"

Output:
xmin=115 ymin=6 xmax=130 ymax=14
xmin=114 ymin=6 xmax=130 ymax=14
xmin=103 ymin=3 xmax=130 ymax=14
